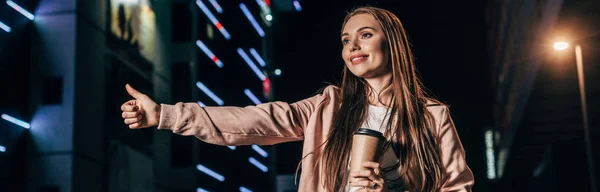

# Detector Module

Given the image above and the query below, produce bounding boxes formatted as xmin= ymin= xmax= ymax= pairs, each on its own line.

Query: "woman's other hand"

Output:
xmin=120 ymin=84 xmax=161 ymax=129
xmin=349 ymin=161 xmax=388 ymax=192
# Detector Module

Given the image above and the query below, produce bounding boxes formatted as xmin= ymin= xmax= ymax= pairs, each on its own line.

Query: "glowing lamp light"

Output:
xmin=244 ymin=89 xmax=263 ymax=105
xmin=0 ymin=20 xmax=10 ymax=32
xmin=239 ymin=3 xmax=265 ymax=37
xmin=0 ymin=145 xmax=5 ymax=152
xmin=196 ymin=40 xmax=223 ymax=68
xmin=197 ymin=101 xmax=207 ymax=107
xmin=196 ymin=82 xmax=224 ymax=106
xmin=249 ymin=48 xmax=266 ymax=67
xmin=197 ymin=0 xmax=231 ymax=39
xmin=6 ymin=0 xmax=35 ymax=20
xmin=274 ymin=69 xmax=282 ymax=76
xmin=265 ymin=14 xmax=272 ymax=21
xmin=2 ymin=114 xmax=30 ymax=129
xmin=207 ymin=0 xmax=223 ymax=13
xmin=293 ymin=0 xmax=302 ymax=12
xmin=197 ymin=187 xmax=209 ymax=192
xmin=196 ymin=164 xmax=225 ymax=182
xmin=239 ymin=186 xmax=253 ymax=192
xmin=252 ymin=144 xmax=268 ymax=157
xmin=237 ymin=48 xmax=267 ymax=81
xmin=553 ymin=41 xmax=569 ymax=51
xmin=227 ymin=146 xmax=236 ymax=150
xmin=248 ymin=157 xmax=268 ymax=172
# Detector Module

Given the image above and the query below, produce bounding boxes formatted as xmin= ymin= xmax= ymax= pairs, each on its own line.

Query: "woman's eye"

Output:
xmin=342 ymin=40 xmax=349 ymax=45
xmin=361 ymin=33 xmax=372 ymax=38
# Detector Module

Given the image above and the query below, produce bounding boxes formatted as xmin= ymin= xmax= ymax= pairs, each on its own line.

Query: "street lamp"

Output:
xmin=553 ymin=41 xmax=596 ymax=192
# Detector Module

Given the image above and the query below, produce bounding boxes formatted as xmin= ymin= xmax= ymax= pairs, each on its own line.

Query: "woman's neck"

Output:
xmin=364 ymin=73 xmax=393 ymax=107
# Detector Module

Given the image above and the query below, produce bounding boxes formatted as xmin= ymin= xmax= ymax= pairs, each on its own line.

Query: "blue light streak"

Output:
xmin=196 ymin=164 xmax=225 ymax=182
xmin=6 ymin=0 xmax=35 ymax=20
xmin=237 ymin=48 xmax=266 ymax=81
xmin=239 ymin=3 xmax=265 ymax=37
xmin=196 ymin=82 xmax=224 ymax=106
xmin=196 ymin=40 xmax=223 ymax=68
xmin=244 ymin=89 xmax=262 ymax=105
xmin=249 ymin=48 xmax=266 ymax=67
xmin=207 ymin=0 xmax=223 ymax=13
xmin=197 ymin=0 xmax=230 ymax=39
xmin=239 ymin=186 xmax=253 ymax=192
xmin=293 ymin=0 xmax=302 ymax=12
xmin=1 ymin=114 xmax=30 ymax=129
xmin=248 ymin=157 xmax=268 ymax=172
xmin=251 ymin=144 xmax=268 ymax=157
xmin=0 ymin=20 xmax=11 ymax=32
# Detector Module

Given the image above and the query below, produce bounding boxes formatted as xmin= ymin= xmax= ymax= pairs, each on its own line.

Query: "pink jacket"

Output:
xmin=157 ymin=86 xmax=474 ymax=191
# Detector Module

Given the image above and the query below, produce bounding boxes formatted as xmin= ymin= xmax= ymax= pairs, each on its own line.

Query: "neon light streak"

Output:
xmin=249 ymin=48 xmax=266 ymax=67
xmin=1 ymin=114 xmax=30 ymax=129
xmin=6 ymin=0 xmax=35 ymax=20
xmin=251 ymin=144 xmax=268 ymax=157
xmin=293 ymin=0 xmax=302 ymax=12
xmin=196 ymin=82 xmax=224 ymax=106
xmin=207 ymin=0 xmax=223 ymax=13
xmin=239 ymin=186 xmax=253 ymax=192
xmin=244 ymin=89 xmax=262 ymax=105
xmin=239 ymin=3 xmax=265 ymax=37
xmin=196 ymin=164 xmax=225 ymax=182
xmin=197 ymin=0 xmax=231 ymax=39
xmin=196 ymin=40 xmax=223 ymax=68
xmin=0 ymin=20 xmax=10 ymax=32
xmin=248 ymin=157 xmax=268 ymax=172
xmin=237 ymin=48 xmax=266 ymax=81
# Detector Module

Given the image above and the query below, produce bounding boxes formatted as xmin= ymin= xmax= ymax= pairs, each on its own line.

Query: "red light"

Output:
xmin=265 ymin=0 xmax=271 ymax=6
xmin=262 ymin=77 xmax=272 ymax=100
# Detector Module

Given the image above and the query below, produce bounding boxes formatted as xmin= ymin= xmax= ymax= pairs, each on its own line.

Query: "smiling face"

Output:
xmin=341 ymin=14 xmax=390 ymax=79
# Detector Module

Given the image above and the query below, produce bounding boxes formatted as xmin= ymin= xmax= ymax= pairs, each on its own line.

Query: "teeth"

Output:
xmin=352 ymin=56 xmax=366 ymax=61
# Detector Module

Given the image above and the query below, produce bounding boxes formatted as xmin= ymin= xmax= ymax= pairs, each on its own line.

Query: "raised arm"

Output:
xmin=157 ymin=94 xmax=324 ymax=146
xmin=121 ymin=84 xmax=334 ymax=146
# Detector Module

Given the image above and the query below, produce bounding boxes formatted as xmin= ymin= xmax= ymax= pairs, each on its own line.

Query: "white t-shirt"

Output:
xmin=345 ymin=105 xmax=404 ymax=192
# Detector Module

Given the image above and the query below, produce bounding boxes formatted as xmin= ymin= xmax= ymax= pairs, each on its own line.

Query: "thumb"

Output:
xmin=125 ymin=84 xmax=146 ymax=100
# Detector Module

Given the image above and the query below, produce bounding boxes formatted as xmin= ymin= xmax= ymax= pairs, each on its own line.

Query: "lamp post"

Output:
xmin=554 ymin=41 xmax=596 ymax=192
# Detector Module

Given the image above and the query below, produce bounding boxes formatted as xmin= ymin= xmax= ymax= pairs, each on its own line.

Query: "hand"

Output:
xmin=120 ymin=84 xmax=161 ymax=129
xmin=349 ymin=162 xmax=387 ymax=192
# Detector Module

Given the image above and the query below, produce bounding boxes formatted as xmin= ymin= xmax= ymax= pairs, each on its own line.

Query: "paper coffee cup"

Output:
xmin=350 ymin=128 xmax=384 ymax=177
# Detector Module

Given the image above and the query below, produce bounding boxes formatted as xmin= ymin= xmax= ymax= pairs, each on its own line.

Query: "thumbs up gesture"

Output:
xmin=121 ymin=84 xmax=161 ymax=129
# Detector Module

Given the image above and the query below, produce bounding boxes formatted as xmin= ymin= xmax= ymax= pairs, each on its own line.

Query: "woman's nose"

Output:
xmin=350 ymin=42 xmax=360 ymax=52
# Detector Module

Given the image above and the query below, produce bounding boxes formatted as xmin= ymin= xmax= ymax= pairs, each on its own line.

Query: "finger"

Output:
xmin=124 ymin=115 xmax=142 ymax=124
xmin=121 ymin=100 xmax=139 ymax=111
xmin=351 ymin=170 xmax=374 ymax=178
xmin=129 ymin=122 xmax=141 ymax=129
xmin=362 ymin=162 xmax=381 ymax=175
xmin=122 ymin=111 xmax=140 ymax=118
xmin=349 ymin=180 xmax=372 ymax=187
xmin=126 ymin=84 xmax=147 ymax=100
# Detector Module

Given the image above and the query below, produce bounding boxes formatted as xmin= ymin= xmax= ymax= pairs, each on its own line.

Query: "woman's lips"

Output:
xmin=351 ymin=55 xmax=368 ymax=65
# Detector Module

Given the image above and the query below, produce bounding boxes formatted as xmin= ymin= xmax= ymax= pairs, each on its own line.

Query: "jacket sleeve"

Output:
xmin=157 ymin=86 xmax=333 ymax=146
xmin=438 ymin=106 xmax=475 ymax=192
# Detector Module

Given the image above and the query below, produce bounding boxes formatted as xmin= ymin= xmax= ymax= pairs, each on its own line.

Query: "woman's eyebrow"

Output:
xmin=341 ymin=26 xmax=376 ymax=37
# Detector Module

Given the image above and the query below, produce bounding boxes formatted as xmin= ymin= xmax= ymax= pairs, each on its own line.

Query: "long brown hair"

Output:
xmin=320 ymin=7 xmax=444 ymax=191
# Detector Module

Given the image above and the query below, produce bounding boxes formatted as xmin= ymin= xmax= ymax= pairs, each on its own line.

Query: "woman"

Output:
xmin=121 ymin=6 xmax=474 ymax=192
